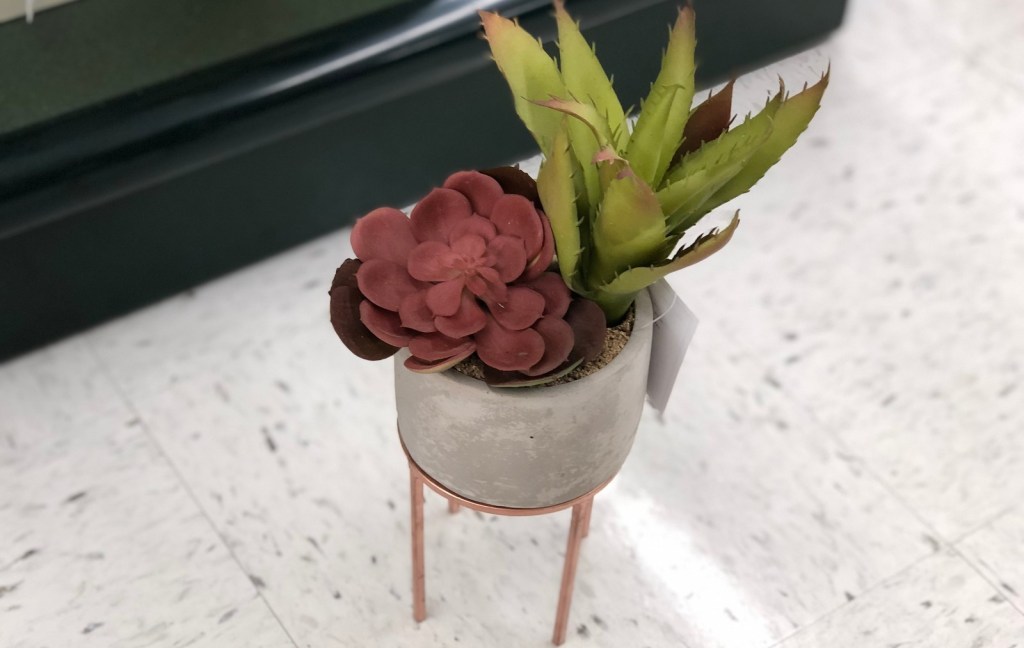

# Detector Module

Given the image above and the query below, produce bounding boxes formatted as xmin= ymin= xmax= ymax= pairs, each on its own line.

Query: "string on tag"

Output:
xmin=636 ymin=290 xmax=678 ymax=329
xmin=25 ymin=0 xmax=35 ymax=23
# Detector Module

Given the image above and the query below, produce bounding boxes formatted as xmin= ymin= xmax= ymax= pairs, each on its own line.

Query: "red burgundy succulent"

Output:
xmin=330 ymin=169 xmax=606 ymax=384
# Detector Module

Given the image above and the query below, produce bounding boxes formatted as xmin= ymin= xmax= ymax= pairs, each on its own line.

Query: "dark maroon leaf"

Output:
xmin=672 ymin=79 xmax=735 ymax=163
xmin=565 ymin=297 xmax=607 ymax=363
xmin=329 ymin=259 xmax=399 ymax=360
xmin=480 ymin=165 xmax=540 ymax=207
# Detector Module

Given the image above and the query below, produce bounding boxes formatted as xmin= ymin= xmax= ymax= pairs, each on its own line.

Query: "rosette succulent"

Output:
xmin=330 ymin=169 xmax=606 ymax=386
xmin=481 ymin=1 xmax=828 ymax=320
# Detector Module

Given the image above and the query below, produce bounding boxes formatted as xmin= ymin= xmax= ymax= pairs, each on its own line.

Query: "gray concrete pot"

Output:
xmin=395 ymin=290 xmax=653 ymax=509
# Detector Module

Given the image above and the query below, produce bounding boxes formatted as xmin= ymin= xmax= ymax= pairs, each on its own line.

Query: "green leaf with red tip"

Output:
xmin=625 ymin=7 xmax=696 ymax=187
xmin=480 ymin=11 xmax=567 ymax=153
xmin=536 ymin=123 xmax=583 ymax=289
xmin=706 ymin=70 xmax=830 ymax=208
xmin=596 ymin=212 xmax=740 ymax=297
xmin=534 ymin=97 xmax=615 ymax=208
xmin=553 ymin=0 xmax=628 ymax=150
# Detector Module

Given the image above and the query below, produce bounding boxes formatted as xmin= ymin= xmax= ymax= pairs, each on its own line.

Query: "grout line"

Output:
xmin=710 ymin=319 xmax=1024 ymax=637
xmin=84 ymin=339 xmax=303 ymax=648
xmin=763 ymin=549 xmax=938 ymax=648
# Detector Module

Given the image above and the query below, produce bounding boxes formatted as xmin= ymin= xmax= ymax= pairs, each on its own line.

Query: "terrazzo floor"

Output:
xmin=3 ymin=1 xmax=1024 ymax=646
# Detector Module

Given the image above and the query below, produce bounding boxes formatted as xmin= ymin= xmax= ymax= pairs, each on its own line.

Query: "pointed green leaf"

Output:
xmin=590 ymin=167 xmax=668 ymax=283
xmin=537 ymin=123 xmax=583 ymax=288
xmin=598 ymin=213 xmax=740 ymax=296
xmin=706 ymin=70 xmax=829 ymax=208
xmin=480 ymin=11 xmax=567 ymax=153
xmin=625 ymin=7 xmax=696 ymax=186
xmin=656 ymin=158 xmax=746 ymax=232
xmin=553 ymin=0 xmax=628 ymax=150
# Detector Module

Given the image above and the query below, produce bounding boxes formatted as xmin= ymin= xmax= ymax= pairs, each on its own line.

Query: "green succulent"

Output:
xmin=481 ymin=2 xmax=828 ymax=321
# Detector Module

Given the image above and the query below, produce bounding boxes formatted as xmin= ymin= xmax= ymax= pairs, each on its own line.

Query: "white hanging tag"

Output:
xmin=645 ymin=279 xmax=698 ymax=413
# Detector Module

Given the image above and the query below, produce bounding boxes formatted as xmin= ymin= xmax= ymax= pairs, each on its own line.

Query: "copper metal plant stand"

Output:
xmin=402 ymin=440 xmax=612 ymax=646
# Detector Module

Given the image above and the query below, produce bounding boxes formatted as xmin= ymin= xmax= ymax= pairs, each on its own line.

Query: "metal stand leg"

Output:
xmin=580 ymin=498 xmax=593 ymax=539
xmin=410 ymin=466 xmax=426 ymax=623
xmin=552 ymin=498 xmax=589 ymax=646
xmin=448 ymin=498 xmax=460 ymax=514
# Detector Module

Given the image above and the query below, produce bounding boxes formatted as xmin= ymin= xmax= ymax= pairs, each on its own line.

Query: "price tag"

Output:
xmin=645 ymin=280 xmax=698 ymax=413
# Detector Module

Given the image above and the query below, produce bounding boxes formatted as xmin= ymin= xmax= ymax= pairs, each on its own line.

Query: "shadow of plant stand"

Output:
xmin=401 ymin=437 xmax=612 ymax=645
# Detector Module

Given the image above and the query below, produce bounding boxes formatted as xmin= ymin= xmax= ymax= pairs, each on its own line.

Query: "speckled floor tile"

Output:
xmin=957 ymin=507 xmax=1024 ymax=611
xmin=0 ymin=413 xmax=294 ymax=648
xmin=772 ymin=550 xmax=1024 ymax=648
xmin=0 ymin=337 xmax=129 ymax=449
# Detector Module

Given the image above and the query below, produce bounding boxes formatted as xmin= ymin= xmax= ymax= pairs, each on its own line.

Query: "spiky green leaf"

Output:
xmin=597 ymin=212 xmax=740 ymax=296
xmin=664 ymin=84 xmax=781 ymax=187
xmin=553 ymin=0 xmax=629 ymax=150
xmin=657 ymin=159 xmax=746 ymax=232
xmin=537 ymin=123 xmax=583 ymax=288
xmin=706 ymin=70 xmax=830 ymax=208
xmin=590 ymin=167 xmax=667 ymax=283
xmin=625 ymin=7 xmax=696 ymax=186
xmin=480 ymin=11 xmax=567 ymax=153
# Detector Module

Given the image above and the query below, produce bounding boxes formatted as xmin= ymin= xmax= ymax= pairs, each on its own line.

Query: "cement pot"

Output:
xmin=395 ymin=290 xmax=653 ymax=509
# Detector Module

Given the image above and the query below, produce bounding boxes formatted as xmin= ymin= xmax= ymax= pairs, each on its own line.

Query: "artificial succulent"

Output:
xmin=481 ymin=1 xmax=828 ymax=320
xmin=331 ymin=169 xmax=606 ymax=386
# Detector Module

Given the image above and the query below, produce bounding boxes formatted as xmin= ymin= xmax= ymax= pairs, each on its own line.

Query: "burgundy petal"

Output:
xmin=486 ymin=235 xmax=528 ymax=283
xmin=475 ymin=316 xmax=545 ymax=372
xmin=450 ymin=234 xmax=487 ymax=259
xmin=522 ymin=212 xmax=555 ymax=280
xmin=404 ymin=345 xmax=476 ymax=373
xmin=351 ymin=207 xmax=418 ymax=265
xmin=522 ymin=317 xmax=574 ymax=377
xmin=465 ymin=266 xmax=508 ymax=303
xmin=359 ymin=301 xmax=413 ymax=347
xmin=487 ymin=286 xmax=545 ymax=331
xmin=435 ymin=291 xmax=487 ymax=338
xmin=443 ymin=171 xmax=505 ymax=217
xmin=356 ymin=259 xmax=424 ymax=312
xmin=449 ymin=215 xmax=498 ymax=242
xmin=489 ymin=194 xmax=544 ymax=257
xmin=409 ymin=333 xmax=475 ymax=362
xmin=408 ymin=241 xmax=460 ymax=282
xmin=398 ymin=292 xmax=436 ymax=333
xmin=329 ymin=260 xmax=399 ymax=360
xmin=565 ymin=298 xmax=607 ymax=363
xmin=523 ymin=272 xmax=571 ymax=318
xmin=410 ymin=188 xmax=473 ymax=243
xmin=425 ymin=279 xmax=465 ymax=317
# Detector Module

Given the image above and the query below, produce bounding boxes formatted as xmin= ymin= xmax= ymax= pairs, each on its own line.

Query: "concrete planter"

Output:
xmin=395 ymin=290 xmax=653 ymax=509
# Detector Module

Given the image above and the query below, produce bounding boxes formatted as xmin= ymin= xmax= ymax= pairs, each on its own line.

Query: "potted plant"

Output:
xmin=330 ymin=1 xmax=827 ymax=508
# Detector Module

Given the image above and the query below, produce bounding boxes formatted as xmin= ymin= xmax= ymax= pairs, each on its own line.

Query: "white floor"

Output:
xmin=3 ymin=1 xmax=1024 ymax=646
